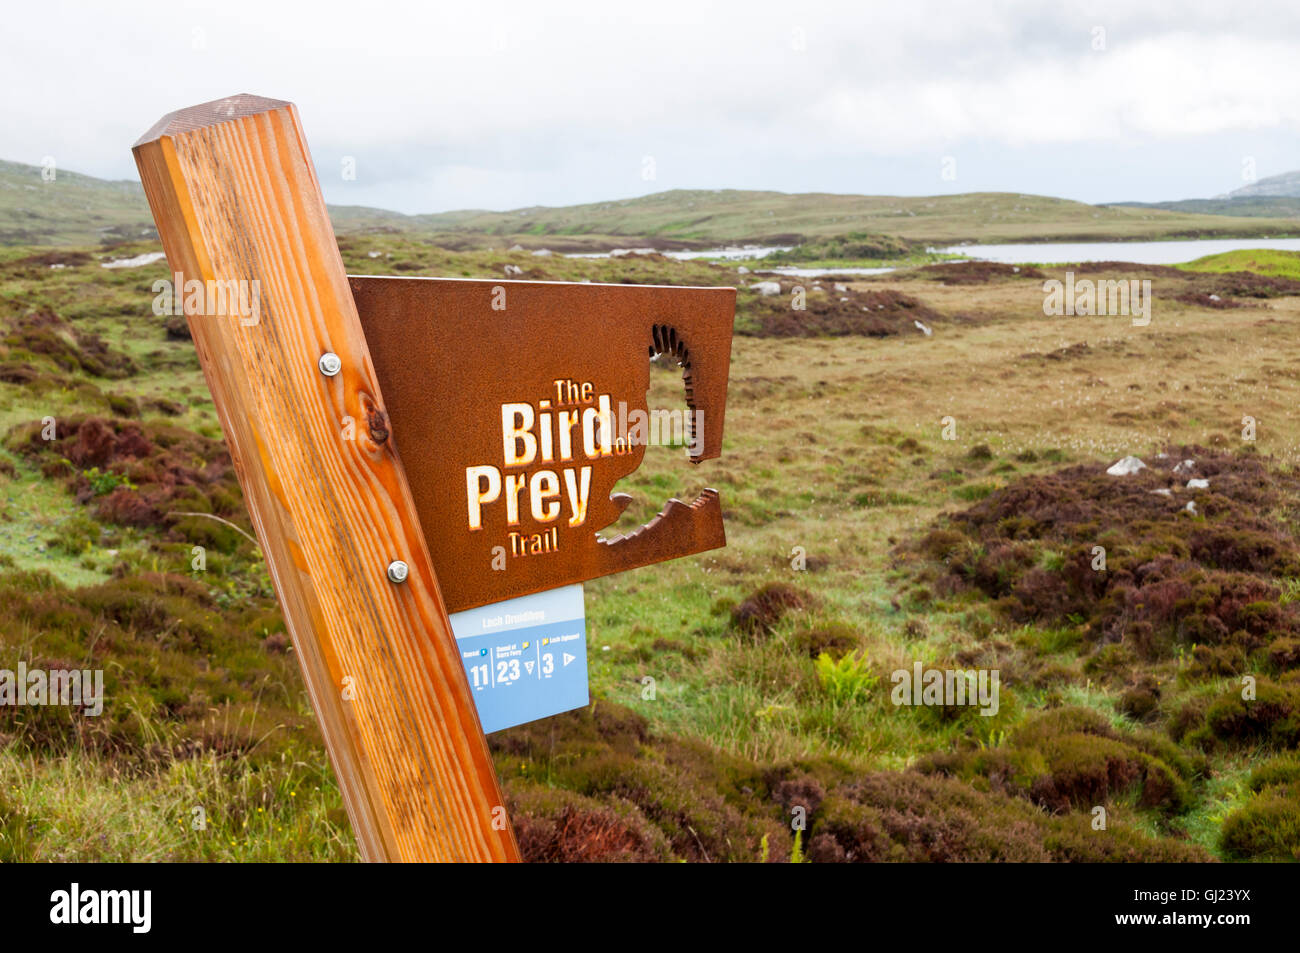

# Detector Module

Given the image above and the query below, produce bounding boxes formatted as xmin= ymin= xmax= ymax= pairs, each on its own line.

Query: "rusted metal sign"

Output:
xmin=351 ymin=276 xmax=734 ymax=613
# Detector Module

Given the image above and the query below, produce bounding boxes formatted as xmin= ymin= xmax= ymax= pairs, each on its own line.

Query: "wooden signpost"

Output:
xmin=132 ymin=94 xmax=734 ymax=862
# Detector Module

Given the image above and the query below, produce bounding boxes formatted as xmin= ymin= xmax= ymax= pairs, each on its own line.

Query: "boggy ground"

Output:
xmin=2 ymin=237 xmax=1300 ymax=860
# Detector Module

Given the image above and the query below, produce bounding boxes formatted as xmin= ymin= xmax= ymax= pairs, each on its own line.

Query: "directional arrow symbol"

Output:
xmin=563 ymin=652 xmax=576 ymax=667
xmin=524 ymin=660 xmax=535 ymax=675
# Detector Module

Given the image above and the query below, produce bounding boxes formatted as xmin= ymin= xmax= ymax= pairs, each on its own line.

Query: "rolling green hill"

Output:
xmin=4 ymin=157 xmax=1300 ymax=251
xmin=0 ymin=159 xmax=420 ymax=247
xmin=406 ymin=188 xmax=1300 ymax=247
xmin=0 ymin=159 xmax=155 ymax=246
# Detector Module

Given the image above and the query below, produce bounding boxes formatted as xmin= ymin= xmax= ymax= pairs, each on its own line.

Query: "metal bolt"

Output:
xmin=318 ymin=352 xmax=342 ymax=377
xmin=386 ymin=560 xmax=409 ymax=584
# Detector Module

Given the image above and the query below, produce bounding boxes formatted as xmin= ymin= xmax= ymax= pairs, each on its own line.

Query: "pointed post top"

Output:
xmin=133 ymin=93 xmax=292 ymax=148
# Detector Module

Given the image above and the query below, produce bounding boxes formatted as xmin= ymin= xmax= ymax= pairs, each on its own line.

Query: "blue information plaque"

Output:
xmin=448 ymin=584 xmax=589 ymax=733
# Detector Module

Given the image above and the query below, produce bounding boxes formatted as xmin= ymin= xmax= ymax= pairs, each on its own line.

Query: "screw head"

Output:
xmin=386 ymin=560 xmax=409 ymax=584
xmin=318 ymin=352 xmax=342 ymax=377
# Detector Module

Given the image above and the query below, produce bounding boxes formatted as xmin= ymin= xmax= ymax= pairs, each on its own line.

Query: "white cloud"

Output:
xmin=1 ymin=0 xmax=1297 ymax=209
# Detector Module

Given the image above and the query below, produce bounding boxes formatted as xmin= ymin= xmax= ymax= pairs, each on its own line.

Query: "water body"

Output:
xmin=566 ymin=245 xmax=883 ymax=276
xmin=566 ymin=245 xmax=793 ymax=261
xmin=569 ymin=236 xmax=1300 ymax=277
xmin=935 ymin=237 xmax=1300 ymax=265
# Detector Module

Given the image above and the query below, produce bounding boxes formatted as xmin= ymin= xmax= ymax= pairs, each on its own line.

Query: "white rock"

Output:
xmin=508 ymin=244 xmax=524 ymax=252
xmin=1107 ymin=455 xmax=1147 ymax=476
xmin=751 ymin=281 xmax=782 ymax=296
xmin=503 ymin=264 xmax=524 ymax=276
xmin=49 ymin=263 xmax=66 ymax=270
xmin=1150 ymin=488 xmax=1173 ymax=497
xmin=914 ymin=320 xmax=932 ymax=336
xmin=737 ymin=266 xmax=750 ymax=274
xmin=834 ymin=283 xmax=848 ymax=292
xmin=367 ymin=250 xmax=382 ymax=259
xmin=1172 ymin=459 xmax=1195 ymax=474
xmin=1209 ymin=293 xmax=1221 ymax=301
xmin=101 ymin=251 xmax=166 ymax=269
xmin=1185 ymin=500 xmax=1198 ymax=515
xmin=1186 ymin=478 xmax=1210 ymax=490
xmin=531 ymin=248 xmax=552 ymax=257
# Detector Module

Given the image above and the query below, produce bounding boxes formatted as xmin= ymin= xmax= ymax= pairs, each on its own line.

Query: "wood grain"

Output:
xmin=133 ymin=94 xmax=518 ymax=862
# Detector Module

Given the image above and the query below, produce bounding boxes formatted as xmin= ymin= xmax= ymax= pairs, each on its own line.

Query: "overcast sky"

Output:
xmin=3 ymin=0 xmax=1298 ymax=213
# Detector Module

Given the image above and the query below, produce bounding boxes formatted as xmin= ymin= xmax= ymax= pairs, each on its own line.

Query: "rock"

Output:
xmin=914 ymin=320 xmax=932 ymax=336
xmin=834 ymin=283 xmax=848 ymax=292
xmin=367 ymin=250 xmax=382 ymax=259
xmin=1173 ymin=459 xmax=1195 ymax=474
xmin=737 ymin=266 xmax=750 ymax=274
xmin=1186 ymin=478 xmax=1210 ymax=490
xmin=508 ymin=244 xmax=524 ymax=252
xmin=531 ymin=248 xmax=552 ymax=257
xmin=503 ymin=264 xmax=524 ymax=276
xmin=1209 ymin=293 xmax=1221 ymax=301
xmin=1150 ymin=488 xmax=1173 ymax=497
xmin=751 ymin=281 xmax=782 ymax=296
xmin=100 ymin=251 xmax=167 ymax=270
xmin=1185 ymin=500 xmax=1198 ymax=515
xmin=1106 ymin=455 xmax=1147 ymax=476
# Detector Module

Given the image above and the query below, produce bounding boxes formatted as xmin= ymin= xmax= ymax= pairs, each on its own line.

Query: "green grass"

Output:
xmin=3 ymin=236 xmax=1300 ymax=861
xmin=1180 ymin=247 xmax=1300 ymax=279
xmin=0 ymin=747 xmax=354 ymax=862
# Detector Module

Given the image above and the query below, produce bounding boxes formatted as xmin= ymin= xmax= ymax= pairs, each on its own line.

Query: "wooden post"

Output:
xmin=133 ymin=94 xmax=519 ymax=862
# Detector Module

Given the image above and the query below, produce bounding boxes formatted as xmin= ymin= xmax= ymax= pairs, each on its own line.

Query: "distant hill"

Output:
xmin=1227 ymin=170 xmax=1300 ymax=199
xmin=0 ymin=159 xmax=155 ymax=246
xmin=402 ymin=187 xmax=1300 ymax=247
xmin=1112 ymin=169 xmax=1300 ymax=221
xmin=0 ymin=159 xmax=428 ymax=247
xmin=1114 ymin=195 xmax=1300 ymax=220
xmin=3 ymin=158 xmax=1299 ymax=250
